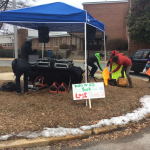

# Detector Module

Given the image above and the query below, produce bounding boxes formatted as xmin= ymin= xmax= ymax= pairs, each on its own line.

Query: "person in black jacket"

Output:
xmin=21 ymin=38 xmax=37 ymax=60
xmin=12 ymin=58 xmax=32 ymax=95
xmin=87 ymin=53 xmax=104 ymax=77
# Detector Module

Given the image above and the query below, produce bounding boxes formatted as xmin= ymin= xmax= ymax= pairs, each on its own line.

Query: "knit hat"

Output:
xmin=26 ymin=38 xmax=32 ymax=43
xmin=148 ymin=57 xmax=150 ymax=61
xmin=111 ymin=50 xmax=117 ymax=56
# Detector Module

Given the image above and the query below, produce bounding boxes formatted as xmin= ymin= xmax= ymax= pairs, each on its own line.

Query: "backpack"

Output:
xmin=0 ymin=82 xmax=16 ymax=92
xmin=108 ymin=79 xmax=116 ymax=86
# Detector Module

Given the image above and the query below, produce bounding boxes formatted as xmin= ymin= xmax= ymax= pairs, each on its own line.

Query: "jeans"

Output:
xmin=88 ymin=63 xmax=98 ymax=77
xmin=121 ymin=65 xmax=132 ymax=78
xmin=15 ymin=67 xmax=30 ymax=93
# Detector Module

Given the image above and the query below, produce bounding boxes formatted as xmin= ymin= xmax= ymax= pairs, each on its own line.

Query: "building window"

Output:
xmin=46 ymin=41 xmax=50 ymax=47
xmin=62 ymin=37 xmax=66 ymax=44
xmin=53 ymin=38 xmax=59 ymax=47
xmin=32 ymin=39 xmax=36 ymax=47
xmin=39 ymin=43 xmax=42 ymax=47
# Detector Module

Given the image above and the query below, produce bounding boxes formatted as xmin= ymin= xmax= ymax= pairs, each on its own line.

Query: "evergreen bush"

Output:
xmin=106 ymin=38 xmax=128 ymax=50
xmin=59 ymin=43 xmax=69 ymax=49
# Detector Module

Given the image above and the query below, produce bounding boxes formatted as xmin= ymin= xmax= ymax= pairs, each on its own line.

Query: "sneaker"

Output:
xmin=89 ymin=75 xmax=93 ymax=78
xmin=24 ymin=92 xmax=28 ymax=95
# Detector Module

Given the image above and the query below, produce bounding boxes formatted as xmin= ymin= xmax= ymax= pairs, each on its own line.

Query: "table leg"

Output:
xmin=68 ymin=76 xmax=71 ymax=93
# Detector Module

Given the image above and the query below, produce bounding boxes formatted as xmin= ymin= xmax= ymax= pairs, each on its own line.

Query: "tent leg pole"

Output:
xmin=84 ymin=23 xmax=88 ymax=107
xmin=42 ymin=43 xmax=44 ymax=59
xmin=104 ymin=31 xmax=106 ymax=63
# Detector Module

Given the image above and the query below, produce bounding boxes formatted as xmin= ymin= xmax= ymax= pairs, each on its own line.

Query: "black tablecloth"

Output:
xmin=30 ymin=66 xmax=84 ymax=85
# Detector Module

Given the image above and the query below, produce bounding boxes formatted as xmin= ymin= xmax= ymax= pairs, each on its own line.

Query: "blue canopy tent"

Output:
xmin=0 ymin=2 xmax=106 ymax=93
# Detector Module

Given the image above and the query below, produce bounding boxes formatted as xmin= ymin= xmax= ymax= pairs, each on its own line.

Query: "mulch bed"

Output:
xmin=0 ymin=66 xmax=150 ymax=139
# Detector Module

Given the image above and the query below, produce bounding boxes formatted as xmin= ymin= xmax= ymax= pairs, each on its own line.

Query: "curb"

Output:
xmin=0 ymin=69 xmax=149 ymax=148
xmin=0 ymin=131 xmax=92 ymax=149
xmin=1 ymin=114 xmax=150 ymax=149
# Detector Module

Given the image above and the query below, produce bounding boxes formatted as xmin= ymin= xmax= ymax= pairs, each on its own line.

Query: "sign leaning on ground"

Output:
xmin=72 ymin=82 xmax=105 ymax=100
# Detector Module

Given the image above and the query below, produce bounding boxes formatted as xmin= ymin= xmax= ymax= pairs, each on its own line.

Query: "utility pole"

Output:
xmin=13 ymin=0 xmax=18 ymax=58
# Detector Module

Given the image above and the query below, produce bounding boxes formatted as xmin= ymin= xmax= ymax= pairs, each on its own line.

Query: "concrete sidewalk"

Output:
xmin=0 ymin=58 xmax=14 ymax=60
xmin=0 ymin=72 xmax=23 ymax=80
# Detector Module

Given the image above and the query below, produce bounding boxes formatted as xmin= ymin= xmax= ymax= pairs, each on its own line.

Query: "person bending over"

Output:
xmin=109 ymin=55 xmax=133 ymax=88
xmin=87 ymin=53 xmax=104 ymax=77
xmin=107 ymin=50 xmax=118 ymax=68
xmin=12 ymin=58 xmax=32 ymax=95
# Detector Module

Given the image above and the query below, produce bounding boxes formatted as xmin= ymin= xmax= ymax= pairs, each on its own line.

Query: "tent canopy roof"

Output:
xmin=0 ymin=2 xmax=105 ymax=33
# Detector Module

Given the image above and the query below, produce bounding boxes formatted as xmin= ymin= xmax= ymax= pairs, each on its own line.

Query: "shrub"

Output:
xmin=59 ymin=43 xmax=69 ymax=49
xmin=0 ymin=49 xmax=43 ymax=58
xmin=0 ymin=49 xmax=15 ymax=58
xmin=106 ymin=38 xmax=128 ymax=50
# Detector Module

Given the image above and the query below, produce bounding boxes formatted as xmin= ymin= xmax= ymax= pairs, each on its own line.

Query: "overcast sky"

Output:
xmin=31 ymin=0 xmax=121 ymax=9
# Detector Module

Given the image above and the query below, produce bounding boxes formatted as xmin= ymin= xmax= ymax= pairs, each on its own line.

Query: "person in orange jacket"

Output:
xmin=109 ymin=55 xmax=133 ymax=88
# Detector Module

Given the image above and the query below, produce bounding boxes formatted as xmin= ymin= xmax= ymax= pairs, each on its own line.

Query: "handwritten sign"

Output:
xmin=72 ymin=82 xmax=105 ymax=100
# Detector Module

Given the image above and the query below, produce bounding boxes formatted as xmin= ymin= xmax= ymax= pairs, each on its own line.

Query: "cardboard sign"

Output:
xmin=72 ymin=82 xmax=105 ymax=100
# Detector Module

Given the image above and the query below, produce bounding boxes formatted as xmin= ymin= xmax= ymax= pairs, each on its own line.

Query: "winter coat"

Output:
xmin=12 ymin=58 xmax=31 ymax=74
xmin=21 ymin=41 xmax=33 ymax=60
xmin=112 ymin=55 xmax=132 ymax=73
xmin=107 ymin=50 xmax=118 ymax=68
xmin=87 ymin=53 xmax=103 ymax=71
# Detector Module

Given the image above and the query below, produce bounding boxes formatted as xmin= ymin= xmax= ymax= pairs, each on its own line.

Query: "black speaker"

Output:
xmin=38 ymin=26 xmax=49 ymax=43
xmin=87 ymin=24 xmax=96 ymax=40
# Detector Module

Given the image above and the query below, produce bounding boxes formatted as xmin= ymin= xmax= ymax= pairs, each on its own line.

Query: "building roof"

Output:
xmin=82 ymin=0 xmax=128 ymax=5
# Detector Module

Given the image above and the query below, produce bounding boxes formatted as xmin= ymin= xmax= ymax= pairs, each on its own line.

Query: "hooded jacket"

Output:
xmin=107 ymin=50 xmax=124 ymax=68
xmin=21 ymin=41 xmax=37 ymax=60
xmin=112 ymin=55 xmax=132 ymax=73
xmin=87 ymin=53 xmax=103 ymax=71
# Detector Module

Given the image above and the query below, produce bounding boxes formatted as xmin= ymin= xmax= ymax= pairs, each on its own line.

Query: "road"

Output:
xmin=0 ymin=60 xmax=148 ymax=81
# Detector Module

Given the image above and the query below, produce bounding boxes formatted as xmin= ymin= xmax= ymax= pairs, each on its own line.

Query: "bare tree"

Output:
xmin=0 ymin=0 xmax=36 ymax=34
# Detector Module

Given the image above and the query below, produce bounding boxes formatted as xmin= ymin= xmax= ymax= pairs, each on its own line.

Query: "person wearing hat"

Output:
xmin=110 ymin=55 xmax=133 ymax=88
xmin=107 ymin=50 xmax=118 ymax=68
xmin=87 ymin=53 xmax=104 ymax=78
xmin=21 ymin=38 xmax=37 ymax=60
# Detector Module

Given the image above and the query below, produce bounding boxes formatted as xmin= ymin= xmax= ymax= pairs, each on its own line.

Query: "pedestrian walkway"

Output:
xmin=0 ymin=72 xmax=23 ymax=80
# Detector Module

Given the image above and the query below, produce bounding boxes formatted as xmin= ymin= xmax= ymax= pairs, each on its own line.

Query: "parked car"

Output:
xmin=129 ymin=49 xmax=150 ymax=73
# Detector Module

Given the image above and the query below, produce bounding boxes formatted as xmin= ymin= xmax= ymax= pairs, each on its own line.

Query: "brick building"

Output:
xmin=83 ymin=0 xmax=128 ymax=40
xmin=83 ymin=0 xmax=150 ymax=55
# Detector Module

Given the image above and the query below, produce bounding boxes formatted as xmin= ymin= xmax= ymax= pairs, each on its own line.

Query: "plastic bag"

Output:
xmin=143 ymin=67 xmax=146 ymax=73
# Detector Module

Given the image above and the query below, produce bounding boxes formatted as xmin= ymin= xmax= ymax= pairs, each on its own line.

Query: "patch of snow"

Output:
xmin=0 ymin=132 xmax=15 ymax=140
xmin=80 ymin=95 xmax=150 ymax=130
